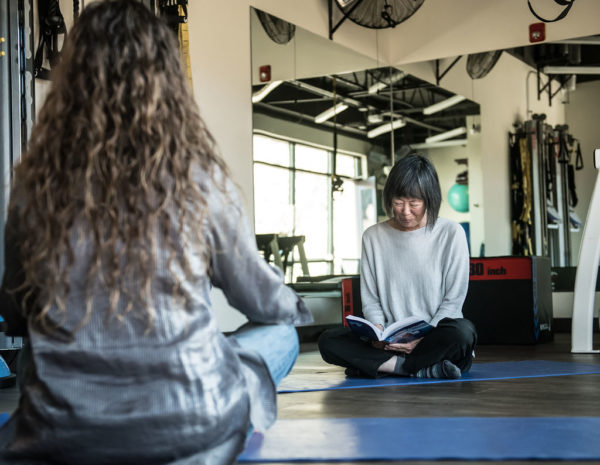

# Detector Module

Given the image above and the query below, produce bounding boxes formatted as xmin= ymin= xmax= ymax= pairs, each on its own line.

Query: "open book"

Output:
xmin=346 ymin=314 xmax=433 ymax=344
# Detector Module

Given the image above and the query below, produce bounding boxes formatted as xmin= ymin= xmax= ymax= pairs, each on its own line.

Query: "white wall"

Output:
xmin=187 ymin=2 xmax=254 ymax=331
xmin=383 ymin=0 xmax=600 ymax=65
xmin=564 ymin=80 xmax=600 ymax=264
xmin=250 ymin=0 xmax=382 ymax=66
xmin=188 ymin=3 xmax=254 ymax=215
xmin=425 ymin=145 xmax=470 ymax=225
xmin=251 ymin=9 xmax=378 ymax=84
xmin=464 ymin=115 xmax=484 ymax=256
xmin=426 ymin=146 xmax=471 ymax=253
xmin=552 ymin=81 xmax=600 ymax=319
xmin=402 ymin=54 xmax=566 ymax=255
xmin=422 ymin=118 xmax=482 ymax=257
xmin=250 ymin=0 xmax=600 ymax=67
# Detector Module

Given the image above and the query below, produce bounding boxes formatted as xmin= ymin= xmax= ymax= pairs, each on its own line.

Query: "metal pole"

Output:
xmin=1 ymin=2 xmax=12 ymax=279
xmin=388 ymin=67 xmax=395 ymax=165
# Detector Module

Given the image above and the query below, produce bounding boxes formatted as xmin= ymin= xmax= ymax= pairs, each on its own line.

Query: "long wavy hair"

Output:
xmin=11 ymin=0 xmax=227 ymax=334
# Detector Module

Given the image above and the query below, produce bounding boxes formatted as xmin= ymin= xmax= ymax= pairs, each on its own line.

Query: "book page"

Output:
xmin=381 ymin=316 xmax=423 ymax=339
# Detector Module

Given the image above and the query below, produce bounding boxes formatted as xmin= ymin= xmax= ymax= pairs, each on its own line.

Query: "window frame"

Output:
xmin=252 ymin=130 xmax=368 ymax=279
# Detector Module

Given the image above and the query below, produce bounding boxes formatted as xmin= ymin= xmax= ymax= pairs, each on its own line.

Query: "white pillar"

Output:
xmin=571 ymin=149 xmax=600 ymax=353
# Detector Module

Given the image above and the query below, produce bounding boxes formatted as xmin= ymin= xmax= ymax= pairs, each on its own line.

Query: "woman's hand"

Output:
xmin=384 ymin=338 xmax=423 ymax=354
xmin=371 ymin=340 xmax=387 ymax=350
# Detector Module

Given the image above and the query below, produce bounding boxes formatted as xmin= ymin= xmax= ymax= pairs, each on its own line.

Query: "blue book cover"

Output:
xmin=346 ymin=315 xmax=433 ymax=343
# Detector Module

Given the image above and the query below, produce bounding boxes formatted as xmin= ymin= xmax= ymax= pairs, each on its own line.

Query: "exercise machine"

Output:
xmin=510 ymin=118 xmax=582 ymax=265
xmin=1 ymin=0 xmax=32 ymax=386
xmin=256 ymin=234 xmax=309 ymax=280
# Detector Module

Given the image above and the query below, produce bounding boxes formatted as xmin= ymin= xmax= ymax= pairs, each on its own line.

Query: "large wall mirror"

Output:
xmin=250 ymin=7 xmax=482 ymax=282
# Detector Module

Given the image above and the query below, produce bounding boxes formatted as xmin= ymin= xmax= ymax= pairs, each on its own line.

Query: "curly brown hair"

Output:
xmin=11 ymin=0 xmax=227 ymax=333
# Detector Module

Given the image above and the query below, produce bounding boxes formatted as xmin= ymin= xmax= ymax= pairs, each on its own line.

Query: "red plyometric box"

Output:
xmin=340 ymin=257 xmax=553 ymax=344
xmin=529 ymin=23 xmax=545 ymax=43
xmin=341 ymin=276 xmax=362 ymax=326
xmin=463 ymin=256 xmax=553 ymax=344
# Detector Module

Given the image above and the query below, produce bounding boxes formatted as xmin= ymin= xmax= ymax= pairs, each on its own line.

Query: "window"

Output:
xmin=253 ymin=133 xmax=375 ymax=282
xmin=253 ymin=134 xmax=290 ymax=167
xmin=295 ymin=144 xmax=329 ymax=173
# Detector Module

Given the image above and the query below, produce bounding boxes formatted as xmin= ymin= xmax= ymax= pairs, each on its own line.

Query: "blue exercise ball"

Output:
xmin=448 ymin=184 xmax=469 ymax=213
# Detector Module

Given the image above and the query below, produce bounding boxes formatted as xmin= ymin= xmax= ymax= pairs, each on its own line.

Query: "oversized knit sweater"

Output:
xmin=360 ymin=217 xmax=469 ymax=328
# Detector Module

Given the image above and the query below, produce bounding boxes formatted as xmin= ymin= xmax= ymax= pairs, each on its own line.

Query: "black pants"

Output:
xmin=318 ymin=318 xmax=477 ymax=378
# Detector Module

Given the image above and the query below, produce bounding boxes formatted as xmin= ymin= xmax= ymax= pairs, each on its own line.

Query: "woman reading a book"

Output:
xmin=0 ymin=2 xmax=311 ymax=463
xmin=319 ymin=154 xmax=477 ymax=379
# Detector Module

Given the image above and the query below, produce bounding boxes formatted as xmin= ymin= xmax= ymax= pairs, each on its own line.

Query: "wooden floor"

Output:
xmin=1 ymin=333 xmax=599 ymax=464
xmin=267 ymin=331 xmax=600 ymax=465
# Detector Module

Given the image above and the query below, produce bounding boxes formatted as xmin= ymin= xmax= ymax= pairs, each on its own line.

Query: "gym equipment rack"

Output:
xmin=510 ymin=116 xmax=581 ymax=266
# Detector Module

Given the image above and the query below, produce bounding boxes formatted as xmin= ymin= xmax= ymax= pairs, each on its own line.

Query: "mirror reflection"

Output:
xmin=251 ymin=8 xmax=481 ymax=282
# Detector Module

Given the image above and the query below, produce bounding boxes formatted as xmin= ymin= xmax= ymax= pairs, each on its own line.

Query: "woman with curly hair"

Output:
xmin=0 ymin=1 xmax=311 ymax=463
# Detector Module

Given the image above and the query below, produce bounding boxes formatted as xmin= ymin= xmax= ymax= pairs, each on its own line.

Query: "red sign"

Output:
xmin=469 ymin=257 xmax=532 ymax=281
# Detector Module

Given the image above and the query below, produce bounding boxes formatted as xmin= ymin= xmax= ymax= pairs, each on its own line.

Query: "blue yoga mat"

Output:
xmin=278 ymin=360 xmax=600 ymax=393
xmin=0 ymin=413 xmax=9 ymax=427
xmin=239 ymin=417 xmax=600 ymax=462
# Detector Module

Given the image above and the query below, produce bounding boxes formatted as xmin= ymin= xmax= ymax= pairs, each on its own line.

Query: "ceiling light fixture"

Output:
xmin=367 ymin=118 xmax=406 ymax=139
xmin=543 ymin=66 xmax=600 ymax=75
xmin=367 ymin=113 xmax=384 ymax=124
xmin=314 ymin=102 xmax=349 ymax=123
xmin=422 ymin=95 xmax=466 ymax=115
xmin=252 ymin=80 xmax=283 ymax=103
xmin=368 ymin=72 xmax=406 ymax=94
xmin=411 ymin=139 xmax=468 ymax=149
xmin=425 ymin=127 xmax=467 ymax=144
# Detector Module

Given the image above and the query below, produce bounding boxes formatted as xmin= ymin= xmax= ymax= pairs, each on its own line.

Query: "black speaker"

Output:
xmin=463 ymin=256 xmax=553 ymax=344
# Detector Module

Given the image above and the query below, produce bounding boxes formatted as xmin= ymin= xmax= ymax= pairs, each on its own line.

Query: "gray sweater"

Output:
xmin=360 ymin=218 xmax=469 ymax=328
xmin=0 ymin=166 xmax=312 ymax=465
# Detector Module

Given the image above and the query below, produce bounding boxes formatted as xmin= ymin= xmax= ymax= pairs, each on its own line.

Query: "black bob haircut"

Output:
xmin=382 ymin=154 xmax=442 ymax=229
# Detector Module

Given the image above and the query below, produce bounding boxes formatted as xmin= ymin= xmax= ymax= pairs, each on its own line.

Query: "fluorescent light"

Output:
xmin=314 ymin=103 xmax=348 ymax=123
xmin=368 ymin=81 xmax=388 ymax=95
xmin=367 ymin=113 xmax=384 ymax=124
xmin=543 ymin=66 xmax=600 ymax=75
xmin=252 ymin=80 xmax=283 ymax=103
xmin=411 ymin=139 xmax=468 ymax=149
xmin=423 ymin=95 xmax=466 ymax=115
xmin=425 ymin=127 xmax=467 ymax=144
xmin=367 ymin=119 xmax=406 ymax=139
xmin=368 ymin=72 xmax=405 ymax=94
